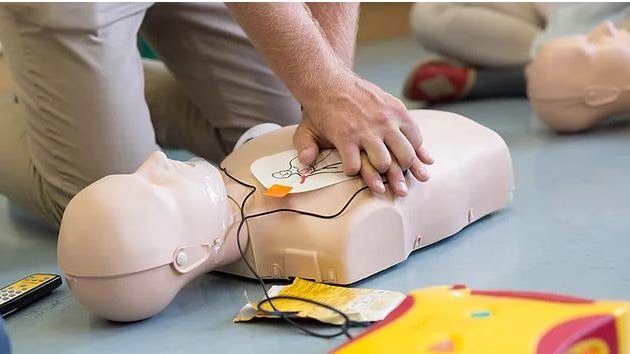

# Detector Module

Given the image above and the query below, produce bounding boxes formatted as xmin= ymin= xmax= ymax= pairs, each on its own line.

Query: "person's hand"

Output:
xmin=293 ymin=71 xmax=434 ymax=196
xmin=358 ymin=152 xmax=430 ymax=196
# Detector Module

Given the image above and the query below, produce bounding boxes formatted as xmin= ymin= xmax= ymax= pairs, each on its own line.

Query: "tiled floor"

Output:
xmin=3 ymin=38 xmax=630 ymax=354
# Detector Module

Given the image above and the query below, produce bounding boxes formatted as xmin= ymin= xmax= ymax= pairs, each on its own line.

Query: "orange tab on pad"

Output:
xmin=263 ymin=184 xmax=293 ymax=198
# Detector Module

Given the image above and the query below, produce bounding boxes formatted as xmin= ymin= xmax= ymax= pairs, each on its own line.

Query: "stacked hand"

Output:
xmin=294 ymin=70 xmax=434 ymax=197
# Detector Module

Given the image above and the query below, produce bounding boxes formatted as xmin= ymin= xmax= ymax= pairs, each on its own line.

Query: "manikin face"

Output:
xmin=58 ymin=151 xmax=232 ymax=279
xmin=136 ymin=151 xmax=231 ymax=236
xmin=568 ymin=21 xmax=630 ymax=55
xmin=527 ymin=22 xmax=630 ymax=132
xmin=529 ymin=22 xmax=630 ymax=98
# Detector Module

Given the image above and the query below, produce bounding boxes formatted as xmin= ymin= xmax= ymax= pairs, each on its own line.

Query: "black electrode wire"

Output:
xmin=220 ymin=165 xmax=373 ymax=339
xmin=257 ymin=295 xmax=362 ymax=319
xmin=224 ymin=166 xmax=363 ymax=338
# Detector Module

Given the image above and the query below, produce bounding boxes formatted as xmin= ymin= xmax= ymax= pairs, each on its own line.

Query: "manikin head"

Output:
xmin=527 ymin=22 xmax=630 ymax=132
xmin=57 ymin=151 xmax=233 ymax=321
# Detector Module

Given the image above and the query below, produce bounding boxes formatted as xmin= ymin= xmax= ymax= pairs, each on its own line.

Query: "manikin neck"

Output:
xmin=203 ymin=178 xmax=246 ymax=269
xmin=222 ymin=174 xmax=246 ymax=232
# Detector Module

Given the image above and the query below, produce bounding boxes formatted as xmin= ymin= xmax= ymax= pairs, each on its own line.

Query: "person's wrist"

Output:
xmin=296 ymin=60 xmax=355 ymax=108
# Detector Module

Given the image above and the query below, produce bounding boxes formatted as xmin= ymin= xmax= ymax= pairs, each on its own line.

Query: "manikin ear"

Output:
xmin=583 ymin=85 xmax=620 ymax=107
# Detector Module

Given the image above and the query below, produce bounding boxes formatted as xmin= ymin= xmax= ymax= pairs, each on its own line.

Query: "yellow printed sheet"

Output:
xmin=234 ymin=278 xmax=406 ymax=325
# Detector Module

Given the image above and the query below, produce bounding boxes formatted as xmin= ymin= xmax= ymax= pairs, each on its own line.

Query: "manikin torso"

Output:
xmin=528 ymin=21 xmax=630 ymax=132
xmin=58 ymin=109 xmax=514 ymax=322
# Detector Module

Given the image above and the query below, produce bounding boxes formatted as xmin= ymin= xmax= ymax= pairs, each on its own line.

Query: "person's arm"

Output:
xmin=226 ymin=3 xmax=342 ymax=108
xmin=306 ymin=2 xmax=359 ymax=68
xmin=226 ymin=3 xmax=433 ymax=196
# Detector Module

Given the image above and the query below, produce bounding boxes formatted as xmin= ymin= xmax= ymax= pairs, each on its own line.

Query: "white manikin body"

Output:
xmin=57 ymin=109 xmax=514 ymax=322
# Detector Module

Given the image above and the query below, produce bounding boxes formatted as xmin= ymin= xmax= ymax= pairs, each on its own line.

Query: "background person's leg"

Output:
xmin=140 ymin=2 xmax=301 ymax=162
xmin=411 ymin=3 xmax=542 ymax=67
xmin=403 ymin=60 xmax=528 ymax=104
xmin=405 ymin=3 xmax=542 ymax=103
xmin=0 ymin=4 xmax=157 ymax=226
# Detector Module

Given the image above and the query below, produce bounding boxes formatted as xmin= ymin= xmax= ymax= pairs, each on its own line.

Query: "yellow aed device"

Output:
xmin=332 ymin=285 xmax=630 ymax=354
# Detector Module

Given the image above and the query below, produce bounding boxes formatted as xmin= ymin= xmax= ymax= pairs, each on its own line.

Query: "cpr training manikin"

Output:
xmin=57 ymin=109 xmax=514 ymax=322
xmin=528 ymin=21 xmax=630 ymax=132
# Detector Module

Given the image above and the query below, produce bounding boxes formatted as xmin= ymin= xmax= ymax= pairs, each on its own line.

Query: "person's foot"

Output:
xmin=403 ymin=60 xmax=476 ymax=103
xmin=234 ymin=123 xmax=282 ymax=151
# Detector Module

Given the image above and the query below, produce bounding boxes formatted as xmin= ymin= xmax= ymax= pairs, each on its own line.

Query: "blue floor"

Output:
xmin=3 ymin=38 xmax=630 ymax=354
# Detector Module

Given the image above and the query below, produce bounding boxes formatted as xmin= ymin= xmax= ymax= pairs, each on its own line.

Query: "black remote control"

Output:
xmin=0 ymin=273 xmax=62 ymax=317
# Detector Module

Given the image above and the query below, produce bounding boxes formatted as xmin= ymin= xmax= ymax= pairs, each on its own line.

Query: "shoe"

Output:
xmin=403 ymin=60 xmax=475 ymax=103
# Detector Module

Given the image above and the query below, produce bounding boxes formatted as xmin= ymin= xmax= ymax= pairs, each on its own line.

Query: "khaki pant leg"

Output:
xmin=0 ymin=4 xmax=157 ymax=227
xmin=143 ymin=58 xmax=230 ymax=163
xmin=141 ymin=2 xmax=301 ymax=161
xmin=0 ymin=97 xmax=54 ymax=223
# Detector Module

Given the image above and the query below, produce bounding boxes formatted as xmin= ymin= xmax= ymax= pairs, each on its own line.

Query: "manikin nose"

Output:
xmin=138 ymin=151 xmax=173 ymax=174
xmin=587 ymin=21 xmax=618 ymax=41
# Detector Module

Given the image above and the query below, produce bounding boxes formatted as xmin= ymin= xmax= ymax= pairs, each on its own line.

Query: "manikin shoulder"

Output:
xmin=221 ymin=125 xmax=297 ymax=180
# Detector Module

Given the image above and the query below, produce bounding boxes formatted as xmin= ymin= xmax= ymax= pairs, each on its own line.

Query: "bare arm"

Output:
xmin=306 ymin=2 xmax=359 ymax=68
xmin=227 ymin=3 xmax=433 ymax=196
xmin=226 ymin=3 xmax=341 ymax=103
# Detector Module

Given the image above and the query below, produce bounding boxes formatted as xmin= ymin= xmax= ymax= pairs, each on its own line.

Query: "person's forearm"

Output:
xmin=228 ymin=3 xmax=432 ymax=198
xmin=306 ymin=2 xmax=359 ymax=68
xmin=226 ymin=3 xmax=349 ymax=105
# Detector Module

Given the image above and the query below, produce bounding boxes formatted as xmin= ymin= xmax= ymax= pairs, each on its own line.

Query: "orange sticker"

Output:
xmin=263 ymin=184 xmax=293 ymax=198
